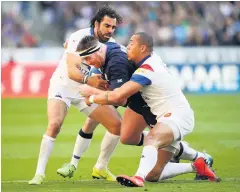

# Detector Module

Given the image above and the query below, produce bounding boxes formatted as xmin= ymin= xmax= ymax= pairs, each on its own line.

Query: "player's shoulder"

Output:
xmin=140 ymin=52 xmax=165 ymax=70
xmin=68 ymin=28 xmax=91 ymax=41
xmin=106 ymin=42 xmax=127 ymax=54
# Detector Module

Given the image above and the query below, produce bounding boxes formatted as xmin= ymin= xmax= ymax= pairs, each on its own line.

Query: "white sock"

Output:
xmin=143 ymin=130 xmax=149 ymax=137
xmin=176 ymin=141 xmax=198 ymax=161
xmin=137 ymin=130 xmax=149 ymax=146
xmin=135 ymin=145 xmax=158 ymax=179
xmin=94 ymin=131 xmax=120 ymax=170
xmin=159 ymin=162 xmax=195 ymax=181
xmin=35 ymin=134 xmax=55 ymax=176
xmin=70 ymin=131 xmax=92 ymax=168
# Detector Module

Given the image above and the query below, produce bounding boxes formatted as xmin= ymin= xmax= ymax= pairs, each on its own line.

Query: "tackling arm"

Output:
xmin=88 ymin=81 xmax=142 ymax=106
xmin=66 ymin=53 xmax=86 ymax=83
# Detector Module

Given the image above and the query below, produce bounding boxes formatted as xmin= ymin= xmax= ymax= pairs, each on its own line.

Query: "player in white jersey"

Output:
xmin=83 ymin=32 xmax=219 ymax=186
xmin=29 ymin=5 xmax=124 ymax=185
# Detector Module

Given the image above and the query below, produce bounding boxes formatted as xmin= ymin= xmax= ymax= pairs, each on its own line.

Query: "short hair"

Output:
xmin=135 ymin=32 xmax=153 ymax=52
xmin=76 ymin=35 xmax=100 ymax=56
xmin=90 ymin=5 xmax=122 ymax=28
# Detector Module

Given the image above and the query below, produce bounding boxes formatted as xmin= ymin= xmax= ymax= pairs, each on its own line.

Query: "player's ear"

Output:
xmin=94 ymin=21 xmax=99 ymax=28
xmin=141 ymin=45 xmax=147 ymax=53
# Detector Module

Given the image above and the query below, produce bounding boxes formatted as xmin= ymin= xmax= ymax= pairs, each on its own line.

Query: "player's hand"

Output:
xmin=85 ymin=96 xmax=91 ymax=106
xmin=87 ymin=74 xmax=108 ymax=90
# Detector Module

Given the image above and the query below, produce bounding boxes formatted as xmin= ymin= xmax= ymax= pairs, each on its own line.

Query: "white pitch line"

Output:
xmin=1 ymin=179 xmax=91 ymax=183
xmin=2 ymin=178 xmax=240 ymax=184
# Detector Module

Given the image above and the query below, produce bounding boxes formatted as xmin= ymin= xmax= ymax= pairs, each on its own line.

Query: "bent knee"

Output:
xmin=107 ymin=119 xmax=122 ymax=135
xmin=145 ymin=171 xmax=161 ymax=182
xmin=120 ymin=134 xmax=139 ymax=145
xmin=47 ymin=120 xmax=62 ymax=136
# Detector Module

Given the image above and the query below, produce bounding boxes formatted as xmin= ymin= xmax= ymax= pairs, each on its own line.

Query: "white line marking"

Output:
xmin=2 ymin=178 xmax=240 ymax=184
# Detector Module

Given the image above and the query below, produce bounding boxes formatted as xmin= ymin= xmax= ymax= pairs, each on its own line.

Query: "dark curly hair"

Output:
xmin=90 ymin=5 xmax=122 ymax=28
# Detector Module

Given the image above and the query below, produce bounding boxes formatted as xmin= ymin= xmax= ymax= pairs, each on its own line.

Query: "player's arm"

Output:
xmin=86 ymin=65 xmax=153 ymax=106
xmin=87 ymin=81 xmax=142 ymax=106
xmin=65 ymin=38 xmax=108 ymax=89
xmin=66 ymin=54 xmax=108 ymax=89
xmin=80 ymin=84 xmax=105 ymax=96
xmin=66 ymin=53 xmax=86 ymax=83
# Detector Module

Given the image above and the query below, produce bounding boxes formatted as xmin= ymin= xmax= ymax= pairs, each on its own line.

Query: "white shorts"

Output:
xmin=48 ymin=83 xmax=98 ymax=116
xmin=157 ymin=107 xmax=195 ymax=141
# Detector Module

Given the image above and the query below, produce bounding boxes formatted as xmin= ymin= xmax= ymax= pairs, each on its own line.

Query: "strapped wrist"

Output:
xmin=83 ymin=75 xmax=89 ymax=84
xmin=89 ymin=95 xmax=95 ymax=104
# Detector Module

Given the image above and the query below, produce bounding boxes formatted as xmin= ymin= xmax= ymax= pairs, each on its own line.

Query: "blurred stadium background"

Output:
xmin=1 ymin=1 xmax=240 ymax=192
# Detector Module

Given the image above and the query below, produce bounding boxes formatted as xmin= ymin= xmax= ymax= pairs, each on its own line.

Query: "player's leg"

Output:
xmin=120 ymin=94 xmax=151 ymax=146
xmin=117 ymin=109 xmax=218 ymax=187
xmin=145 ymin=149 xmax=195 ymax=182
xmin=57 ymin=117 xmax=99 ymax=178
xmin=68 ymin=117 xmax=99 ymax=169
xmin=29 ymin=97 xmax=69 ymax=185
xmin=128 ymin=109 xmax=195 ymax=184
xmin=57 ymin=103 xmax=121 ymax=181
xmin=172 ymin=141 xmax=213 ymax=167
xmin=120 ymin=107 xmax=148 ymax=145
xmin=146 ymin=149 xmax=218 ymax=182
xmin=87 ymin=105 xmax=122 ymax=181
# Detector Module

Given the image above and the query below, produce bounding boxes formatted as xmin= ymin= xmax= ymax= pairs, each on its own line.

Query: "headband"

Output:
xmin=78 ymin=42 xmax=101 ymax=57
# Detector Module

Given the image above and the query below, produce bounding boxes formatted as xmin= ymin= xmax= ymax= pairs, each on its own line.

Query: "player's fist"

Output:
xmin=87 ymin=74 xmax=108 ymax=90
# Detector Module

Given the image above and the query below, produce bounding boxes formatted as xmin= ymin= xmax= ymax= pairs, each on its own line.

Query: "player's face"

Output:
xmin=95 ymin=16 xmax=117 ymax=42
xmin=83 ymin=52 xmax=103 ymax=68
xmin=127 ymin=35 xmax=142 ymax=62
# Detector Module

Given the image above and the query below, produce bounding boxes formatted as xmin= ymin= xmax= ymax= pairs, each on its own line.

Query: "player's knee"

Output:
xmin=120 ymin=134 xmax=138 ymax=145
xmin=145 ymin=127 xmax=172 ymax=148
xmin=47 ymin=120 xmax=62 ymax=136
xmin=145 ymin=170 xmax=161 ymax=182
xmin=107 ymin=119 xmax=121 ymax=135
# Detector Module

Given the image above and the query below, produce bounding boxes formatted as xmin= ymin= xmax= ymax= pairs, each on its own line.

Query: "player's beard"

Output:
xmin=97 ymin=30 xmax=112 ymax=43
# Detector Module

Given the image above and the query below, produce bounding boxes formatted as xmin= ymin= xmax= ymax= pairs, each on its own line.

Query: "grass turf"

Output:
xmin=1 ymin=95 xmax=240 ymax=191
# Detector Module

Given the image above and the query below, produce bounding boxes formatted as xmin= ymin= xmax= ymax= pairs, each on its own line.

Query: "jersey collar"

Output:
xmin=137 ymin=54 xmax=151 ymax=67
xmin=90 ymin=28 xmax=94 ymax=36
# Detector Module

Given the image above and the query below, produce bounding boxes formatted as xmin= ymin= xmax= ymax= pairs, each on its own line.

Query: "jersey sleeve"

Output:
xmin=130 ymin=64 xmax=153 ymax=86
xmin=108 ymin=56 xmax=131 ymax=89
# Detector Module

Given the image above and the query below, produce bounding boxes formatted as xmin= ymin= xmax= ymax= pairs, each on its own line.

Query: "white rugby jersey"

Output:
xmin=130 ymin=53 xmax=191 ymax=119
xmin=50 ymin=28 xmax=115 ymax=87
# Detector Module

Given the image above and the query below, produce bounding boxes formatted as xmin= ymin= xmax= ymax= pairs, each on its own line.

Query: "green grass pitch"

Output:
xmin=1 ymin=95 xmax=240 ymax=192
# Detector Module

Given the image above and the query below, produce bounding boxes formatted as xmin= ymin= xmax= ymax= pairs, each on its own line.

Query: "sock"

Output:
xmin=35 ymin=134 xmax=55 ymax=176
xmin=135 ymin=145 xmax=158 ymax=179
xmin=158 ymin=162 xmax=195 ymax=181
xmin=94 ymin=131 xmax=120 ymax=170
xmin=175 ymin=141 xmax=199 ymax=161
xmin=70 ymin=129 xmax=93 ymax=168
xmin=137 ymin=130 xmax=149 ymax=146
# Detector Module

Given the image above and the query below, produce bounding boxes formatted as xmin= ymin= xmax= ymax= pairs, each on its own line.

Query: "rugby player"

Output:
xmin=82 ymin=32 xmax=219 ymax=187
xmin=29 ymin=5 xmax=124 ymax=185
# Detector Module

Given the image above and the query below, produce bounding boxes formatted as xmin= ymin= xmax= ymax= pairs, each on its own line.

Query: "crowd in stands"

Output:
xmin=2 ymin=1 xmax=240 ymax=47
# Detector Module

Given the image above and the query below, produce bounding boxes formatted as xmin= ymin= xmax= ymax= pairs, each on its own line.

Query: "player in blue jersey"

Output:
xmin=79 ymin=33 xmax=219 ymax=187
